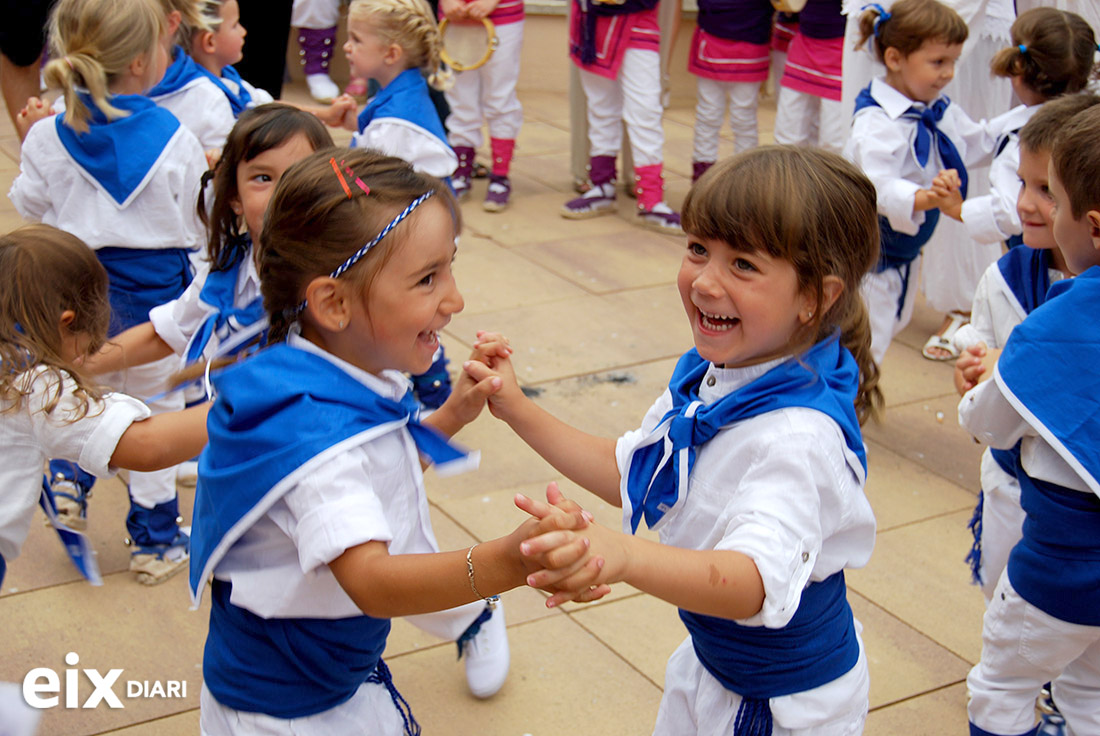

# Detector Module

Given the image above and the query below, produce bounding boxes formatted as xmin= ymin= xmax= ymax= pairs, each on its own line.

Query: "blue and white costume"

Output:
xmin=960 ymin=267 xmax=1100 ymax=736
xmin=953 ymin=246 xmax=1064 ymax=602
xmin=191 ymin=330 xmax=483 ymax=736
xmin=0 ymin=369 xmax=149 ymax=588
xmin=844 ymin=77 xmax=995 ymax=364
xmin=9 ymin=92 xmax=206 ymax=543
xmin=148 ymin=46 xmax=238 ymax=150
xmin=352 ymin=68 xmax=457 ymax=180
xmin=959 ymin=104 xmax=1037 ymax=249
xmin=616 ymin=338 xmax=876 ymax=735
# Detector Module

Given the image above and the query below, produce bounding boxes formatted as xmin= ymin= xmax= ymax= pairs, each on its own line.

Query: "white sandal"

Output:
xmin=922 ymin=310 xmax=969 ymax=361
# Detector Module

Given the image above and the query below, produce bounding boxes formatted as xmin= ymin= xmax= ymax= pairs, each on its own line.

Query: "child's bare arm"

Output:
xmin=84 ymin=322 xmax=174 ymax=375
xmin=465 ymin=334 xmax=622 ymax=506
xmin=421 ymin=339 xmax=511 ymax=439
xmin=110 ymin=403 xmax=210 ymax=471
xmin=519 ymin=488 xmax=765 ymax=616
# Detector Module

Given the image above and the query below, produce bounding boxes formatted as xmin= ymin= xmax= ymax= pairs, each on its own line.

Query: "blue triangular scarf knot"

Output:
xmin=625 ymin=336 xmax=867 ymax=533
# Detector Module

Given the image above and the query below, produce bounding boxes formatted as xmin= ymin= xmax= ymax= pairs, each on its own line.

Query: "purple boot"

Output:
xmin=297 ymin=27 xmax=339 ymax=102
xmin=453 ymin=146 xmax=475 ymax=201
xmin=561 ymin=155 xmax=617 ymax=219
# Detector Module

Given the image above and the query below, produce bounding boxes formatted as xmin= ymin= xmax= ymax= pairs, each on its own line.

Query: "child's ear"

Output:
xmin=198 ymin=30 xmax=218 ymax=56
xmin=304 ymin=276 xmax=351 ymax=332
xmin=166 ymin=10 xmax=183 ymax=39
xmin=883 ymin=47 xmax=902 ymax=72
xmin=383 ymin=42 xmax=405 ymax=66
xmin=59 ymin=309 xmax=76 ymax=330
xmin=1087 ymin=209 xmax=1100 ymax=252
xmin=801 ymin=276 xmax=845 ymax=324
xmin=230 ymin=196 xmax=243 ymax=216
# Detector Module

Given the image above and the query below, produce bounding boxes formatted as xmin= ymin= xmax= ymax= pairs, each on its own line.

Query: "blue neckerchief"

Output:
xmin=188 ymin=342 xmax=474 ymax=604
xmin=854 ymin=83 xmax=969 ymax=198
xmin=55 ymin=92 xmax=181 ymax=206
xmin=680 ymin=572 xmax=860 ymax=735
xmin=995 ymin=266 xmax=1100 ymax=497
xmin=185 ymin=242 xmax=266 ymax=365
xmin=624 ymin=335 xmax=866 ymax=534
xmin=147 ymin=46 xmax=207 ymax=98
xmin=197 ymin=64 xmax=253 ymax=117
xmin=996 ymin=244 xmax=1053 ymax=318
xmin=357 ymin=68 xmax=449 ymax=148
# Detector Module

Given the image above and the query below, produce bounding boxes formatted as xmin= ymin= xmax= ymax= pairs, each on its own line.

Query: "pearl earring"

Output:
xmin=338 ymin=320 xmax=345 ymax=329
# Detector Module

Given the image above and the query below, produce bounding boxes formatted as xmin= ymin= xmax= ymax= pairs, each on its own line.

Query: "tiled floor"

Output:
xmin=1 ymin=27 xmax=991 ymax=736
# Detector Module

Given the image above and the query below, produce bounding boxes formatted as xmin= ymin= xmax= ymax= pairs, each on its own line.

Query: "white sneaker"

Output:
xmin=306 ymin=73 xmax=340 ymax=103
xmin=460 ymin=598 xmax=510 ymax=699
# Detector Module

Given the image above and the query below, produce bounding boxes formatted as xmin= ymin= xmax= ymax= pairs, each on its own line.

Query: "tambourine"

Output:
xmin=439 ymin=17 xmax=499 ymax=72
xmin=770 ymin=0 xmax=808 ymax=12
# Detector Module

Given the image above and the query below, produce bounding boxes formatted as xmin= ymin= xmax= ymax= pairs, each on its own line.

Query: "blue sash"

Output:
xmin=56 ymin=92 xmax=181 ymax=206
xmin=188 ymin=342 xmax=473 ymax=603
xmin=184 ymin=244 xmax=266 ymax=365
xmin=357 ymin=68 xmax=449 ymax=149
xmin=204 ymin=579 xmax=392 ymax=718
xmin=197 ymin=64 xmax=254 ymax=117
xmin=680 ymin=572 xmax=859 ymax=734
xmin=95 ymin=247 xmax=193 ymax=335
xmin=624 ymin=335 xmax=866 ymax=534
xmin=854 ymin=83 xmax=967 ymax=268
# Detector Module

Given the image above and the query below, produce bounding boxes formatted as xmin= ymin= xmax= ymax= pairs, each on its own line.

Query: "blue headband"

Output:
xmin=293 ymin=190 xmax=435 ymax=316
xmin=861 ymin=3 xmax=891 ymax=36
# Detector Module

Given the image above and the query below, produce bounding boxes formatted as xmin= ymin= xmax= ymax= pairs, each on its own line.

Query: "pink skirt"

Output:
xmin=687 ymin=28 xmax=770 ymax=83
xmin=770 ymin=16 xmax=798 ymax=54
xmin=779 ymin=34 xmax=842 ymax=100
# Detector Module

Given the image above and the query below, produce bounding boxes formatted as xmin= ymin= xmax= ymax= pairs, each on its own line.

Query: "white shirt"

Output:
xmin=352 ymin=118 xmax=458 ymax=179
xmin=9 ymin=120 xmax=206 ymax=252
xmin=959 ymin=377 xmax=1092 ymax=496
xmin=151 ymin=76 xmax=237 ymax=151
xmin=0 ymin=368 xmax=149 ymax=562
xmin=953 ymin=258 xmax=1065 ymax=353
xmin=221 ymin=75 xmax=275 ymax=109
xmin=614 ymin=359 xmax=876 ymax=725
xmin=211 ymin=331 xmax=440 ymax=619
xmin=960 ymin=104 xmax=1038 ymax=245
xmin=148 ymin=248 xmax=263 ymax=364
xmin=844 ymin=77 xmax=996 ymax=236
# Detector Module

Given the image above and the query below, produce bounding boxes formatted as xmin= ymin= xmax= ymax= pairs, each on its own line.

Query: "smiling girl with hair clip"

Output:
xmin=843 ymin=0 xmax=997 ymax=367
xmin=190 ymin=148 xmax=605 ymax=734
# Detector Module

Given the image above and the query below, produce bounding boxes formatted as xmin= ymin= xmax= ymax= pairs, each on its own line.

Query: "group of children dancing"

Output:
xmin=2 ymin=0 xmax=1100 ymax=733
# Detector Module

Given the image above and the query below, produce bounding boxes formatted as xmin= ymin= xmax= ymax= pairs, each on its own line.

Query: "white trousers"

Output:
xmin=292 ymin=0 xmax=340 ymax=29
xmin=975 ymin=450 xmax=1025 ymax=603
xmin=579 ymin=47 xmax=664 ymax=167
xmin=860 ymin=259 xmax=919 ymax=366
xmin=968 ymin=575 xmax=1100 ymax=736
xmin=773 ymin=87 xmax=846 ymax=155
xmin=692 ymin=77 xmax=759 ymax=160
xmin=101 ymin=355 xmax=184 ymax=507
xmin=443 ymin=21 xmax=524 ymax=148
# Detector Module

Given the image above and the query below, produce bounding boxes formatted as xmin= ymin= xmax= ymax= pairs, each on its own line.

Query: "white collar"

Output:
xmin=698 ymin=356 xmax=788 ymax=403
xmin=869 ymin=77 xmax=948 ymax=120
xmin=286 ymin=326 xmax=411 ymax=401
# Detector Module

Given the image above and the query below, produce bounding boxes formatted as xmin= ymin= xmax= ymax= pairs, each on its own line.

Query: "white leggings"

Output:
xmin=579 ymin=47 xmax=664 ymax=167
xmin=773 ymin=87 xmax=846 ymax=155
xmin=692 ymin=76 xmax=759 ymax=160
xmin=444 ymin=21 xmax=524 ymax=148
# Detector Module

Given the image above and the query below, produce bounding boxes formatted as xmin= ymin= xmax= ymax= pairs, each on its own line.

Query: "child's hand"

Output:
xmin=440 ymin=0 xmax=468 ymax=19
xmin=466 ymin=0 xmax=502 ymax=19
xmin=436 ymin=354 xmax=504 ymax=429
xmin=16 ymin=96 xmax=51 ymax=141
xmin=954 ymin=342 xmax=986 ymax=395
xmin=930 ymin=169 xmax=963 ymax=220
xmin=464 ymin=331 xmax=526 ymax=422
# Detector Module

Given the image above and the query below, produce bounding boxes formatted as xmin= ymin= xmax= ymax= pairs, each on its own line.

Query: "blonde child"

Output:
xmin=962 ymin=103 xmax=1100 ymax=736
xmin=335 ymin=0 xmax=458 ymax=409
xmin=843 ymin=0 xmax=995 ymax=366
xmin=440 ymin=0 xmax=525 ymax=211
xmin=560 ymin=0 xmax=682 ymax=234
xmin=938 ymin=8 xmax=1097 ymax=259
xmin=0 ymin=225 xmax=209 ymax=589
xmin=8 ymin=0 xmax=207 ymax=585
xmin=189 ymin=148 xmax=599 ymax=733
xmin=471 ymin=146 xmax=883 ymax=734
xmin=773 ymin=0 xmax=847 ymax=154
xmin=85 ymin=104 xmax=333 ymax=386
xmin=188 ymin=0 xmax=277 ymax=117
xmin=686 ymin=0 xmax=774 ymax=182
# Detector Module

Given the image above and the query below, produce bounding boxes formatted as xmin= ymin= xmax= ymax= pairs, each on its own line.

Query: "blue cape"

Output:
xmin=357 ymin=68 xmax=448 ymax=147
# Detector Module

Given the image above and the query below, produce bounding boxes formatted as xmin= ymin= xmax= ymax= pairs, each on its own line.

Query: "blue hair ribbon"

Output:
xmin=860 ymin=3 xmax=891 ymax=36
xmin=1018 ymin=44 xmax=1027 ymax=53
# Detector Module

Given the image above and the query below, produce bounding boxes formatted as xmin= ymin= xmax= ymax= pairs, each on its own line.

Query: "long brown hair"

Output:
xmin=198 ymin=103 xmax=335 ymax=271
xmin=258 ymin=147 xmax=460 ymax=342
xmin=682 ymin=146 xmax=884 ymax=424
xmin=990 ymin=7 xmax=1097 ymax=100
xmin=0 ymin=225 xmax=111 ymax=418
xmin=856 ymin=0 xmax=967 ymax=62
